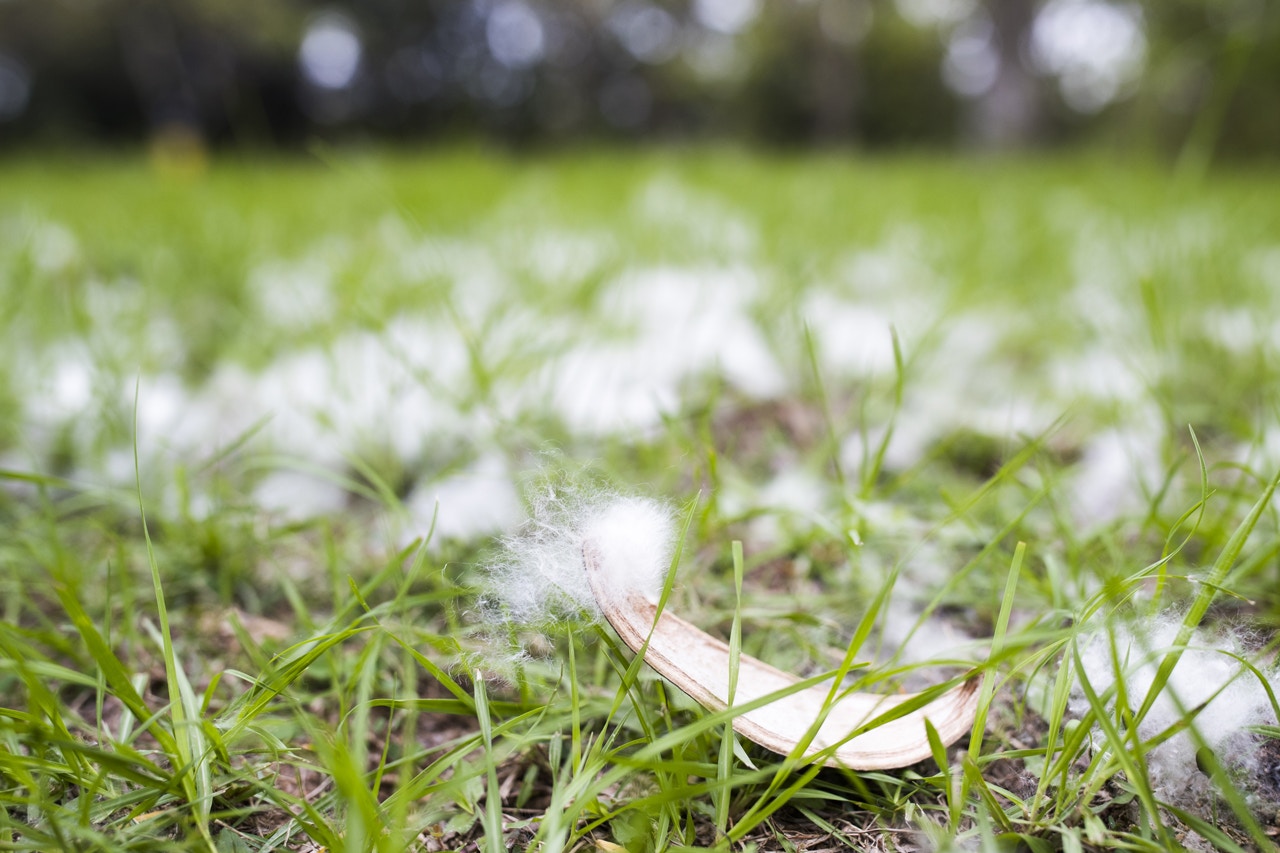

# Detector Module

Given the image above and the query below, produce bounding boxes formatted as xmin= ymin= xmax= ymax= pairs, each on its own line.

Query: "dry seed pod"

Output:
xmin=584 ymin=542 xmax=984 ymax=770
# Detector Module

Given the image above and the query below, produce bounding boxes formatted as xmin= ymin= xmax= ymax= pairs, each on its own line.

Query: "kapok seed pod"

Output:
xmin=584 ymin=541 xmax=984 ymax=771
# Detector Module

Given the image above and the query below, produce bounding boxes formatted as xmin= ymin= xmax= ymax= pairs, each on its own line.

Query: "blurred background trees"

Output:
xmin=0 ymin=0 xmax=1274 ymax=161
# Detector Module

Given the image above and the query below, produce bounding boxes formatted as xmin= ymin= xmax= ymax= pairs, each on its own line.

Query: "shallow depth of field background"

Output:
xmin=2 ymin=1 xmax=1280 ymax=851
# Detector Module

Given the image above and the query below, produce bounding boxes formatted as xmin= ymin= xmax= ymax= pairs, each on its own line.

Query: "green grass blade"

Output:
xmin=473 ymin=670 xmax=506 ymax=853
xmin=1134 ymin=468 xmax=1280 ymax=724
xmin=714 ymin=539 xmax=746 ymax=838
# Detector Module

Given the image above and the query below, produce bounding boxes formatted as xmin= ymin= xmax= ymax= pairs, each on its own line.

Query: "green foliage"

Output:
xmin=0 ymin=150 xmax=1278 ymax=850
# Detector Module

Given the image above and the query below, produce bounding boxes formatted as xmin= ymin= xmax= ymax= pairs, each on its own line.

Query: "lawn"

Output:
xmin=1 ymin=148 xmax=1279 ymax=851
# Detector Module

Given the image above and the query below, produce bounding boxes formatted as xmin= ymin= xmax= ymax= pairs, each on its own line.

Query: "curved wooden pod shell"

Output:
xmin=585 ymin=544 xmax=983 ymax=770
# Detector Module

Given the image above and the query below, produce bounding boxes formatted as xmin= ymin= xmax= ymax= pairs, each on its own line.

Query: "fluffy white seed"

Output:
xmin=1071 ymin=617 xmax=1279 ymax=811
xmin=579 ymin=497 xmax=675 ymax=602
xmin=484 ymin=492 xmax=675 ymax=625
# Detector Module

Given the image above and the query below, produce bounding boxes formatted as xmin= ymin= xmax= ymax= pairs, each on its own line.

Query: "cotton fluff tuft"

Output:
xmin=580 ymin=497 xmax=675 ymax=602
xmin=1070 ymin=617 xmax=1280 ymax=812
xmin=483 ymin=491 xmax=676 ymax=626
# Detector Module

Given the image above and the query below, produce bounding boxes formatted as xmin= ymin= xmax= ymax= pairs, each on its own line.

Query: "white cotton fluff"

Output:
xmin=483 ymin=493 xmax=676 ymax=626
xmin=1070 ymin=618 xmax=1280 ymax=812
xmin=582 ymin=497 xmax=677 ymax=602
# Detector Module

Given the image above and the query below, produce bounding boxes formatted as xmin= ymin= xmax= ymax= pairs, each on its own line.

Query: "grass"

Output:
xmin=1 ymin=147 xmax=1279 ymax=851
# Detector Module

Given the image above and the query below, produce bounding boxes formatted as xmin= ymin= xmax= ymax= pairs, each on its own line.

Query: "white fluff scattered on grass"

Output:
xmin=547 ymin=265 xmax=786 ymax=435
xmin=402 ymin=453 xmax=523 ymax=548
xmin=483 ymin=492 xmax=676 ymax=626
xmin=1071 ymin=617 xmax=1280 ymax=810
xmin=1068 ymin=426 xmax=1164 ymax=528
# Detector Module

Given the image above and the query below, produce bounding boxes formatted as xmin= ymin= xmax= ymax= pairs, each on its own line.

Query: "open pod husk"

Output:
xmin=585 ymin=544 xmax=984 ymax=770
